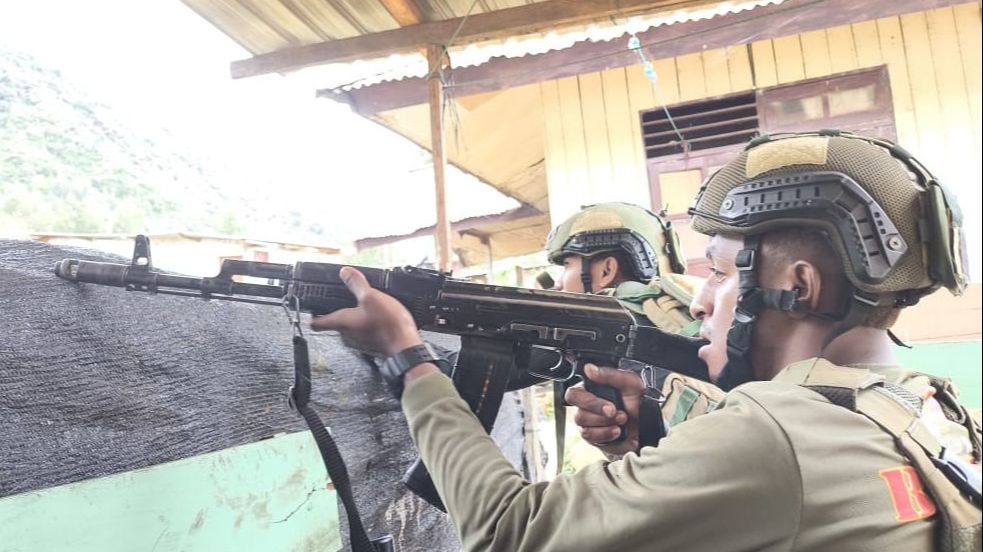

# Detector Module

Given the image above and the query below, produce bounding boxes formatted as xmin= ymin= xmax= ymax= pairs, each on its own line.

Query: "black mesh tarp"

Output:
xmin=0 ymin=240 xmax=525 ymax=551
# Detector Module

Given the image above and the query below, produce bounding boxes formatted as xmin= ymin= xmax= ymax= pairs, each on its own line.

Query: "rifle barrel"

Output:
xmin=54 ymin=259 xmax=285 ymax=300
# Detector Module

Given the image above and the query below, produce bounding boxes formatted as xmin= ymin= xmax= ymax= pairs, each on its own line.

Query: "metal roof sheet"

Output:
xmin=289 ymin=0 xmax=784 ymax=91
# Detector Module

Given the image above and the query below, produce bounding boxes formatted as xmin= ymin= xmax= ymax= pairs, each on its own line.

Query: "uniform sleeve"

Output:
xmin=402 ymin=373 xmax=803 ymax=552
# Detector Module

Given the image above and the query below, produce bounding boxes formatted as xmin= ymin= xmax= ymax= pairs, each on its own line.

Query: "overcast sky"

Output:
xmin=0 ymin=0 xmax=518 ymax=243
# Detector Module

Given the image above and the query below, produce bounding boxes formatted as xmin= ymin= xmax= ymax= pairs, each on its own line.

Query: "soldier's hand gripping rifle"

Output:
xmin=55 ymin=235 xmax=710 ymax=511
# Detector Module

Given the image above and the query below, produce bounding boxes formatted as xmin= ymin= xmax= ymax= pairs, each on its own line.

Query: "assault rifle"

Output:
xmin=55 ymin=236 xmax=709 ymax=512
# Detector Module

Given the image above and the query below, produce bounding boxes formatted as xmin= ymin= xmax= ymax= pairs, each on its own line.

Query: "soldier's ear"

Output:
xmin=595 ymin=255 xmax=621 ymax=288
xmin=788 ymin=261 xmax=824 ymax=316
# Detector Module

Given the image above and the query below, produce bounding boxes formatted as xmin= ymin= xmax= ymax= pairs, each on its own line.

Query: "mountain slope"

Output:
xmin=1 ymin=48 xmax=271 ymax=237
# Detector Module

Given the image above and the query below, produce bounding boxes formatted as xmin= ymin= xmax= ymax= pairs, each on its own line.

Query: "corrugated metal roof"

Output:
xmin=294 ymin=0 xmax=785 ymax=91
xmin=181 ymin=0 xmax=547 ymax=55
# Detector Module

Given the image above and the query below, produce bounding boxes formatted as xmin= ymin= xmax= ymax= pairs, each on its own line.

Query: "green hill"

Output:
xmin=0 ymin=48 xmax=279 ymax=237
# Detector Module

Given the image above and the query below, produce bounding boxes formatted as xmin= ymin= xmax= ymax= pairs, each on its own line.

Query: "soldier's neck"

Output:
xmin=820 ymin=326 xmax=896 ymax=366
xmin=764 ymin=325 xmax=896 ymax=379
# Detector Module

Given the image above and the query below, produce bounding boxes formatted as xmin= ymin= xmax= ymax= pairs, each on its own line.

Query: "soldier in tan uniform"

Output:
xmin=543 ymin=202 xmax=723 ymax=454
xmin=313 ymin=131 xmax=981 ymax=551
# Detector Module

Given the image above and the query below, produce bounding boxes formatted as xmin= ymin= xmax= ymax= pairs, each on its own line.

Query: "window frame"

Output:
xmin=641 ymin=65 xmax=897 ymax=276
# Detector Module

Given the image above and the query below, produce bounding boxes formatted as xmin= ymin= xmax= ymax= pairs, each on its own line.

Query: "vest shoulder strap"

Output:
xmin=774 ymin=358 xmax=882 ymax=409
xmin=788 ymin=360 xmax=982 ymax=551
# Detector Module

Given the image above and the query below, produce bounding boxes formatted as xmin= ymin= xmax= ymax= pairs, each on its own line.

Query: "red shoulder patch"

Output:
xmin=879 ymin=466 xmax=937 ymax=522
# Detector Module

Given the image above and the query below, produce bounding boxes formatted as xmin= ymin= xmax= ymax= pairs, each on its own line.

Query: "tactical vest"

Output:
xmin=778 ymin=359 xmax=982 ymax=552
xmin=604 ymin=273 xmax=702 ymax=337
xmin=658 ymin=372 xmax=726 ymax=428
xmin=607 ymin=276 xmax=725 ymax=448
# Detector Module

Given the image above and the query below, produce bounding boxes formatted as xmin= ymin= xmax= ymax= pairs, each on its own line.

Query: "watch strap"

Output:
xmin=380 ymin=343 xmax=451 ymax=399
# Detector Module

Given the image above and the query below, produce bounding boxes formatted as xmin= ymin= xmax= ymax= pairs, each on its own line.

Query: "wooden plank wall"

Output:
xmin=540 ymin=4 xmax=982 ymax=279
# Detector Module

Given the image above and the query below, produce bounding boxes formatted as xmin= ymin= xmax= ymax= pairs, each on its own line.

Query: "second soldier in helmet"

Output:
xmin=544 ymin=202 xmax=723 ymax=456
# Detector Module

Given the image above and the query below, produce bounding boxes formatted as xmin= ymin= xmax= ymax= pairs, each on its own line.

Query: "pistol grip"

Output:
xmin=583 ymin=378 xmax=627 ymax=442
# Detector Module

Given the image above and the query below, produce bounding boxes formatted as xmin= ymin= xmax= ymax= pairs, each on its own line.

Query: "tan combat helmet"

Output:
xmin=687 ymin=130 xmax=968 ymax=389
xmin=691 ymin=131 xmax=968 ymax=305
xmin=546 ymin=202 xmax=686 ymax=284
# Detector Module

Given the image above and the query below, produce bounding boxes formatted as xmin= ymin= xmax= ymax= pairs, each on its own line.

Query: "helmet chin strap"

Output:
xmin=715 ymin=235 xmax=884 ymax=391
xmin=580 ymin=255 xmax=594 ymax=293
xmin=715 ymin=235 xmax=762 ymax=391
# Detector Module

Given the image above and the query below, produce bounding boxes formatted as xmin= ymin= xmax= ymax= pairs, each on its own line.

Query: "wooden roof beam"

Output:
xmin=230 ymin=0 xmax=708 ymax=79
xmin=381 ymin=0 xmax=425 ymax=26
xmin=329 ymin=0 xmax=969 ymax=115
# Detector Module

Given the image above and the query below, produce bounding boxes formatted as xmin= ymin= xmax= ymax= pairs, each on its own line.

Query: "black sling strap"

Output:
xmin=290 ymin=335 xmax=394 ymax=552
xmin=553 ymin=380 xmax=567 ymax=475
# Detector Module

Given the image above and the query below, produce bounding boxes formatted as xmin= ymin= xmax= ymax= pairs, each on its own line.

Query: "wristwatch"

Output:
xmin=380 ymin=343 xmax=452 ymax=399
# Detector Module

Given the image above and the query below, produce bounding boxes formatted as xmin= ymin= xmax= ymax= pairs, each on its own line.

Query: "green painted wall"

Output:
xmin=0 ymin=432 xmax=340 ymax=552
xmin=896 ymin=341 xmax=982 ymax=408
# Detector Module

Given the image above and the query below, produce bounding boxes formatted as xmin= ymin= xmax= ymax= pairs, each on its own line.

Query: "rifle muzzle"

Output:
xmin=54 ymin=259 xmax=129 ymax=287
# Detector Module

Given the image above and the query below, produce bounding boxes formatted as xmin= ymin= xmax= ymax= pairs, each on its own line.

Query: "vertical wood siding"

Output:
xmin=540 ymin=4 xmax=982 ymax=279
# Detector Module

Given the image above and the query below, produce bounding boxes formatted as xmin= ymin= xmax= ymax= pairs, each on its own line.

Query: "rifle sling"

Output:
xmin=290 ymin=336 xmax=393 ymax=552
xmin=554 ymin=381 xmax=566 ymax=476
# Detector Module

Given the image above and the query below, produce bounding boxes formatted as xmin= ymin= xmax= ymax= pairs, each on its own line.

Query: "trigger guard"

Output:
xmin=524 ymin=345 xmax=573 ymax=381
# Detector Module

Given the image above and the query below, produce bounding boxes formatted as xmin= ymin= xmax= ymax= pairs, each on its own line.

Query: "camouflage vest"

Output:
xmin=602 ymin=273 xmax=703 ymax=337
xmin=605 ymin=275 xmax=725 ymax=435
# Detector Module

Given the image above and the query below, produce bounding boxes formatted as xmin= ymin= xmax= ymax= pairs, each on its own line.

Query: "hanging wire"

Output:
xmin=422 ymin=0 xmax=482 ymax=83
xmin=607 ymin=2 xmax=688 ymax=149
xmin=627 ymin=33 xmax=687 ymax=147
xmin=442 ymin=0 xmax=481 ymax=64
xmin=434 ymin=0 xmax=482 ymax=158
xmin=444 ymin=67 xmax=467 ymax=154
